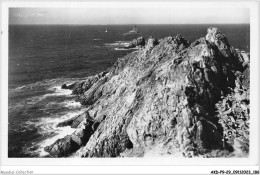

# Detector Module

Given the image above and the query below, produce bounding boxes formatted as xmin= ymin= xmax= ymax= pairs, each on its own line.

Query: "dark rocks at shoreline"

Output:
xmin=119 ymin=36 xmax=146 ymax=49
xmin=44 ymin=135 xmax=80 ymax=157
xmin=119 ymin=36 xmax=158 ymax=50
xmin=44 ymin=114 xmax=104 ymax=157
xmin=46 ymin=27 xmax=250 ymax=158
xmin=127 ymin=36 xmax=146 ymax=48
xmin=56 ymin=113 xmax=87 ymax=128
xmin=61 ymin=71 xmax=108 ymax=95
xmin=61 ymin=83 xmax=74 ymax=90
xmin=82 ymin=134 xmax=133 ymax=157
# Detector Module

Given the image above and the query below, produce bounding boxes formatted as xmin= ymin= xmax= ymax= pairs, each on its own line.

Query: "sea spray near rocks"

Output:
xmin=44 ymin=27 xmax=250 ymax=158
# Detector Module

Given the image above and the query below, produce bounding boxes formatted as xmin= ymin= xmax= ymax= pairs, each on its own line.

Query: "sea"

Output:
xmin=8 ymin=24 xmax=250 ymax=157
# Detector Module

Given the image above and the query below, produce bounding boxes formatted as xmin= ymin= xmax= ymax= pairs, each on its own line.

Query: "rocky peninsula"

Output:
xmin=44 ymin=27 xmax=250 ymax=158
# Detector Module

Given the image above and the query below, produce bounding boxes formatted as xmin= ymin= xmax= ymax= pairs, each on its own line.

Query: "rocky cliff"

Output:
xmin=44 ymin=27 xmax=250 ymax=158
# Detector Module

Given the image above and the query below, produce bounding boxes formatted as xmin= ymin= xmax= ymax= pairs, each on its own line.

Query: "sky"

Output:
xmin=9 ymin=7 xmax=250 ymax=25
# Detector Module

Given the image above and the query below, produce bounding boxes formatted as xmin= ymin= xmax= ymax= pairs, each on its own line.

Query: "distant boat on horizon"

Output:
xmin=124 ymin=25 xmax=141 ymax=35
xmin=105 ymin=28 xmax=108 ymax=33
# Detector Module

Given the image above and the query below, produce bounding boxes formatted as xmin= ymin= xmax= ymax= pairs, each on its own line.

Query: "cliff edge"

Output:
xmin=44 ymin=27 xmax=250 ymax=158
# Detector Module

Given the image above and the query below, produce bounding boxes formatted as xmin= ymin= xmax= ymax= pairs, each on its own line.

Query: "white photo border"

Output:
xmin=1 ymin=0 xmax=259 ymax=174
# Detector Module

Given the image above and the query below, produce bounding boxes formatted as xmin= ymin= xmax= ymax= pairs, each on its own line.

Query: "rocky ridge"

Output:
xmin=45 ymin=27 xmax=250 ymax=158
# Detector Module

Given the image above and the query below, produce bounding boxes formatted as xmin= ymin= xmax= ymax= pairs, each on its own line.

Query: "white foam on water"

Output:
xmin=44 ymin=100 xmax=81 ymax=110
xmin=37 ymin=126 xmax=77 ymax=157
xmin=115 ymin=40 xmax=131 ymax=44
xmin=105 ymin=41 xmax=141 ymax=51
xmin=25 ymin=86 xmax=74 ymax=105
xmin=46 ymin=86 xmax=73 ymax=96
xmin=10 ymin=78 xmax=89 ymax=157
xmin=12 ymin=77 xmax=81 ymax=92
xmin=14 ymin=85 xmax=26 ymax=90
xmin=62 ymin=100 xmax=82 ymax=108
xmin=118 ymin=42 xmax=131 ymax=46
xmin=26 ymin=96 xmax=42 ymax=105
xmin=36 ymin=110 xmax=84 ymax=134
xmin=114 ymin=47 xmax=138 ymax=51
xmin=105 ymin=43 xmax=118 ymax=46
xmin=32 ymin=110 xmax=86 ymax=157
xmin=105 ymin=41 xmax=131 ymax=47
xmin=22 ymin=83 xmax=78 ymax=108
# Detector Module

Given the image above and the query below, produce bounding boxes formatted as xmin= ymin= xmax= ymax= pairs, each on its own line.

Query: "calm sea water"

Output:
xmin=8 ymin=24 xmax=250 ymax=157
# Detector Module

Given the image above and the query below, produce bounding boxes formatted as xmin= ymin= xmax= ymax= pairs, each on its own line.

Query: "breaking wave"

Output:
xmin=23 ymin=110 xmax=86 ymax=157
xmin=9 ymin=77 xmax=86 ymax=157
xmin=105 ymin=41 xmax=140 ymax=51
xmin=34 ymin=110 xmax=86 ymax=157
xmin=105 ymin=41 xmax=130 ymax=47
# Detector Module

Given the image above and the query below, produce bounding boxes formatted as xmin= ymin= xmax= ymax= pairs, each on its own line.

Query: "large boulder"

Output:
xmin=44 ymin=135 xmax=80 ymax=157
xmin=44 ymin=115 xmax=102 ymax=157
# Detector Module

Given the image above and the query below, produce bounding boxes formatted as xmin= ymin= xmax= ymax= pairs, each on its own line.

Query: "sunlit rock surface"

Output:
xmin=45 ymin=28 xmax=250 ymax=158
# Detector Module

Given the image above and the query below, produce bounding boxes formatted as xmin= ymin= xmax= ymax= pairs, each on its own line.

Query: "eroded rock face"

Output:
xmin=126 ymin=36 xmax=146 ymax=49
xmin=206 ymin=27 xmax=231 ymax=57
xmin=62 ymin=71 xmax=108 ymax=95
xmin=45 ymin=27 xmax=250 ymax=157
xmin=56 ymin=113 xmax=87 ymax=128
xmin=44 ymin=114 xmax=103 ymax=157
xmin=44 ymin=135 xmax=80 ymax=157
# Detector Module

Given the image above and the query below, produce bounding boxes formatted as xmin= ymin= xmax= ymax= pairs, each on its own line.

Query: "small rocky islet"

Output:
xmin=44 ymin=27 xmax=250 ymax=158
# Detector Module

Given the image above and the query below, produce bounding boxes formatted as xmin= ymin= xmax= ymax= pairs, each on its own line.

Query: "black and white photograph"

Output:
xmin=1 ymin=1 xmax=259 ymax=174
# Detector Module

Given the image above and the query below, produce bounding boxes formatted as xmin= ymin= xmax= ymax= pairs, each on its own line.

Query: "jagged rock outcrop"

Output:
xmin=44 ymin=112 xmax=104 ymax=157
xmin=125 ymin=36 xmax=146 ymax=49
xmin=56 ymin=113 xmax=86 ymax=128
xmin=45 ymin=27 xmax=250 ymax=158
xmin=216 ymin=87 xmax=249 ymax=157
xmin=120 ymin=36 xmax=158 ymax=50
xmin=62 ymin=71 xmax=108 ymax=95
